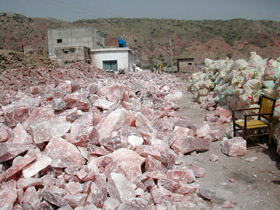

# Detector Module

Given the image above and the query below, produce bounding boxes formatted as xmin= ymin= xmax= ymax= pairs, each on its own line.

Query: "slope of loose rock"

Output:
xmin=0 ymin=62 xmax=224 ymax=209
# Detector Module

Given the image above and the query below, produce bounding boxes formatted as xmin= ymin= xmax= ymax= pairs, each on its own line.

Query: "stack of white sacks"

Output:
xmin=188 ymin=52 xmax=280 ymax=154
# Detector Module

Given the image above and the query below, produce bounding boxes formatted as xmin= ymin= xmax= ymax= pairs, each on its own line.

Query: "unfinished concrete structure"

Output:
xmin=177 ymin=58 xmax=194 ymax=72
xmin=91 ymin=48 xmax=136 ymax=72
xmin=54 ymin=46 xmax=91 ymax=66
xmin=47 ymin=26 xmax=105 ymax=57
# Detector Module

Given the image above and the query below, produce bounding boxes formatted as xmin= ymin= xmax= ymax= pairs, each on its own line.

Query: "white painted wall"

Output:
xmin=91 ymin=48 xmax=135 ymax=71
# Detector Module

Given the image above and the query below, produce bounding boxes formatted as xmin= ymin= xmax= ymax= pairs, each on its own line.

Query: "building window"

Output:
xmin=103 ymin=60 xmax=118 ymax=72
xmin=57 ymin=39 xmax=62 ymax=43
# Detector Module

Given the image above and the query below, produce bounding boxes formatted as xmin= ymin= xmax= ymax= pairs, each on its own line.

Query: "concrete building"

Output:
xmin=47 ymin=26 xmax=138 ymax=71
xmin=177 ymin=58 xmax=194 ymax=72
xmin=91 ymin=48 xmax=136 ymax=72
xmin=54 ymin=46 xmax=91 ymax=66
xmin=47 ymin=26 xmax=105 ymax=57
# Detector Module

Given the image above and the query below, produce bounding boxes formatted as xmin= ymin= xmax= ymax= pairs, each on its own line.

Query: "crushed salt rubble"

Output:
xmin=0 ymin=63 xmax=235 ymax=209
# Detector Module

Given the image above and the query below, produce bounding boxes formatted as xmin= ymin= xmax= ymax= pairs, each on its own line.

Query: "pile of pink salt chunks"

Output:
xmin=0 ymin=64 xmax=224 ymax=209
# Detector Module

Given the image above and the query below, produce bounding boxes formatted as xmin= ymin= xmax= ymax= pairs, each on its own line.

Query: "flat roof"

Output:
xmin=91 ymin=47 xmax=134 ymax=53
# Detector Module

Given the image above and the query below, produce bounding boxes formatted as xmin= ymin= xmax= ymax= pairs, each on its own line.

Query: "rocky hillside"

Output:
xmin=1 ymin=12 xmax=280 ymax=68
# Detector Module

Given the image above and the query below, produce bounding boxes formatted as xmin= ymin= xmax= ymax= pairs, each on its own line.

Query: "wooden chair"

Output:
xmin=232 ymin=95 xmax=276 ymax=143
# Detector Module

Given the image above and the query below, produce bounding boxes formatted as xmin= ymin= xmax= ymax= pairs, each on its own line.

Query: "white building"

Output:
xmin=91 ymin=48 xmax=137 ymax=72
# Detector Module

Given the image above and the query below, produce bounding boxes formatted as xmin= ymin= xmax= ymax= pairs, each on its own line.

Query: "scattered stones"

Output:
xmin=210 ymin=154 xmax=219 ymax=162
xmin=198 ymin=187 xmax=217 ymax=201
xmin=0 ymin=63 xmax=224 ymax=209
xmin=221 ymin=137 xmax=247 ymax=157
xmin=245 ymin=157 xmax=258 ymax=162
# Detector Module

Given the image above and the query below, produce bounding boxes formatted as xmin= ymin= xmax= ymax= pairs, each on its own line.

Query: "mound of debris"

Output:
xmin=188 ymin=52 xmax=280 ymax=154
xmin=0 ymin=49 xmax=56 ymax=72
xmin=0 ymin=63 xmax=227 ymax=209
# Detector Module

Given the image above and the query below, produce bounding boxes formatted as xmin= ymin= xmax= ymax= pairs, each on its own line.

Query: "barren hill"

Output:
xmin=1 ymin=12 xmax=280 ymax=67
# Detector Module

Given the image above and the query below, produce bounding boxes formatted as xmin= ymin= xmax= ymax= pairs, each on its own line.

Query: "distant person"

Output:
xmin=156 ymin=63 xmax=163 ymax=74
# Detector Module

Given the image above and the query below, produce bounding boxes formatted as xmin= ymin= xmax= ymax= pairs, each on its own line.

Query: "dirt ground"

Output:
xmin=178 ymin=82 xmax=280 ymax=210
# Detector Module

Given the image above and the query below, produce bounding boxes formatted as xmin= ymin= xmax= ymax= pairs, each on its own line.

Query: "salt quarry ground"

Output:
xmin=0 ymin=54 xmax=279 ymax=209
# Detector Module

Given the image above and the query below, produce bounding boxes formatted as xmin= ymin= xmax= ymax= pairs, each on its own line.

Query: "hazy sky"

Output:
xmin=1 ymin=0 xmax=280 ymax=21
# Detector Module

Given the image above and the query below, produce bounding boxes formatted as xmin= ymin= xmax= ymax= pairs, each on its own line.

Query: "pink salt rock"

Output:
xmin=166 ymin=168 xmax=196 ymax=184
xmin=198 ymin=187 xmax=217 ymax=201
xmin=205 ymin=114 xmax=218 ymax=122
xmin=0 ymin=142 xmax=34 ymax=162
xmin=150 ymin=139 xmax=175 ymax=168
xmin=88 ymin=83 xmax=98 ymax=94
xmin=89 ymin=182 xmax=107 ymax=208
xmin=87 ymin=145 xmax=109 ymax=156
xmin=38 ymin=201 xmax=55 ymax=209
xmin=122 ymin=101 xmax=134 ymax=110
xmin=42 ymin=189 xmax=68 ymax=208
xmin=30 ymin=116 xmax=71 ymax=144
xmin=106 ymin=148 xmax=145 ymax=181
xmin=64 ymin=91 xmax=90 ymax=111
xmin=44 ymin=138 xmax=85 ymax=169
xmin=222 ymin=137 xmax=247 ymax=157
xmin=12 ymin=123 xmax=32 ymax=144
xmin=22 ymin=187 xmax=40 ymax=210
xmin=171 ymin=136 xmax=211 ymax=154
xmin=100 ymin=136 xmax=123 ymax=152
xmin=0 ymin=180 xmax=17 ymax=209
xmin=124 ymin=110 xmax=136 ymax=126
xmin=94 ymin=98 xmax=116 ymax=110
xmin=142 ymin=177 xmax=156 ymax=190
xmin=185 ymin=164 xmax=206 ymax=178
xmin=147 ymin=171 xmax=167 ymax=180
xmin=138 ymin=126 xmax=153 ymax=141
xmin=118 ymin=198 xmax=148 ymax=210
xmin=60 ymin=107 xmax=80 ymax=121
xmin=135 ymin=112 xmax=154 ymax=131
xmin=135 ymin=145 xmax=161 ymax=160
xmin=98 ymin=85 xmax=124 ymax=104
xmin=13 ymin=204 xmax=24 ymax=210
xmin=23 ymin=106 xmax=54 ymax=129
xmin=107 ymin=172 xmax=136 ymax=203
xmin=22 ymin=155 xmax=52 ymax=178
xmin=128 ymin=135 xmax=144 ymax=149
xmin=2 ymin=96 xmax=41 ymax=127
xmin=97 ymin=109 xmax=126 ymax=141
xmin=157 ymin=178 xmax=180 ymax=193
xmin=54 ymin=80 xmax=72 ymax=94
xmin=210 ymin=154 xmax=219 ymax=162
xmin=17 ymin=177 xmax=42 ymax=190
xmin=175 ymin=183 xmax=198 ymax=195
xmin=216 ymin=107 xmax=231 ymax=118
xmin=173 ymin=126 xmax=193 ymax=137
xmin=0 ymin=123 xmax=11 ymax=142
xmin=0 ymin=149 xmax=39 ymax=183
xmin=150 ymin=185 xmax=172 ymax=204
xmin=195 ymin=124 xmax=211 ymax=138
xmin=75 ymin=204 xmax=99 ymax=210
xmin=53 ymin=98 xmax=67 ymax=111
xmin=94 ymin=173 xmax=107 ymax=187
xmin=145 ymin=155 xmax=164 ymax=172
xmin=65 ymin=112 xmax=98 ymax=146
xmin=3 ymin=106 xmax=32 ymax=127
xmin=103 ymin=198 xmax=121 ymax=210
xmin=0 ymin=94 xmax=11 ymax=106
xmin=82 ymin=168 xmax=96 ymax=182
xmin=64 ymin=193 xmax=87 ymax=208
xmin=210 ymin=129 xmax=225 ymax=141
